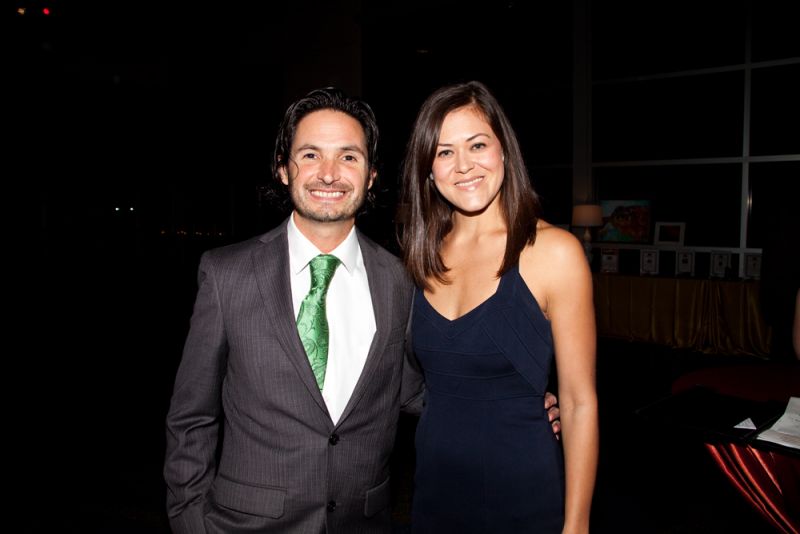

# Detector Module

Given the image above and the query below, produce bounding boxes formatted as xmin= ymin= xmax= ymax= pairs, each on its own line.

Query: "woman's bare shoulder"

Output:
xmin=530 ymin=220 xmax=583 ymax=258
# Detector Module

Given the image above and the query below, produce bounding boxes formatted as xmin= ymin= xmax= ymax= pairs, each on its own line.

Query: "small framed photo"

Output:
xmin=710 ymin=250 xmax=731 ymax=278
xmin=654 ymin=222 xmax=685 ymax=247
xmin=640 ymin=248 xmax=659 ymax=275
xmin=600 ymin=248 xmax=619 ymax=273
xmin=675 ymin=249 xmax=695 ymax=276
xmin=744 ymin=253 xmax=762 ymax=279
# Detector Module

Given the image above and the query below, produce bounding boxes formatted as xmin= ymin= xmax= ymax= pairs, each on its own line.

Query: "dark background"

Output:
xmin=10 ymin=0 xmax=799 ymax=531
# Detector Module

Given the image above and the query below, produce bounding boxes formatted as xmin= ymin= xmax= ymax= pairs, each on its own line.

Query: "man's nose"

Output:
xmin=318 ymin=159 xmax=340 ymax=183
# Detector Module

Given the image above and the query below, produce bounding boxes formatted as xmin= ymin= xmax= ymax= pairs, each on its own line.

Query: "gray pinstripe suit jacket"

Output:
xmin=164 ymin=220 xmax=423 ymax=533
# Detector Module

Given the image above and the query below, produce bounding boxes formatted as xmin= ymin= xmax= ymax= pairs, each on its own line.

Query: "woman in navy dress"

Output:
xmin=400 ymin=81 xmax=598 ymax=534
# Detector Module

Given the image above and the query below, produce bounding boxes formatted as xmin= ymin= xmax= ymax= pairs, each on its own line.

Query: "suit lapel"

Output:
xmin=336 ymin=231 xmax=394 ymax=426
xmin=252 ymin=221 xmax=330 ymax=418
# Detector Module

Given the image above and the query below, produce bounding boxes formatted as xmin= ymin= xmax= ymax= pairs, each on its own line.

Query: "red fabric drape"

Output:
xmin=706 ymin=442 xmax=800 ymax=534
xmin=674 ymin=365 xmax=800 ymax=533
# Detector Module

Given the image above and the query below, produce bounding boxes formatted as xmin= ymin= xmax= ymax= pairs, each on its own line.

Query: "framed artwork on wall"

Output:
xmin=597 ymin=200 xmax=651 ymax=244
xmin=654 ymin=222 xmax=685 ymax=247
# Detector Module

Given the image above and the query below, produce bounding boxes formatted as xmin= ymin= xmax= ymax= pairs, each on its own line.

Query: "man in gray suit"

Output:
xmin=164 ymin=87 xmax=420 ymax=533
xmin=165 ymin=87 xmax=559 ymax=533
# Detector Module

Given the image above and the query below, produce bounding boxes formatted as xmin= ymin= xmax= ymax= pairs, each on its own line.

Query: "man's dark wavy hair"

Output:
xmin=272 ymin=87 xmax=379 ymax=183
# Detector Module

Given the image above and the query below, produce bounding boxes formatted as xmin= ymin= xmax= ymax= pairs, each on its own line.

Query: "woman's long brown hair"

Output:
xmin=400 ymin=81 xmax=542 ymax=290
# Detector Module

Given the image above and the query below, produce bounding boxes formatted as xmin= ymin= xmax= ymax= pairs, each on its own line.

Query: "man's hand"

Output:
xmin=545 ymin=391 xmax=561 ymax=439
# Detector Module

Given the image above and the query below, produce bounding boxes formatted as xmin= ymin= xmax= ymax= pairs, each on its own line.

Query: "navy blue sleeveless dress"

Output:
xmin=411 ymin=265 xmax=564 ymax=533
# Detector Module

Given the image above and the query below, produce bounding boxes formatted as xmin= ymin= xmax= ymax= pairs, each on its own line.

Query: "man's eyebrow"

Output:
xmin=339 ymin=144 xmax=367 ymax=156
xmin=294 ymin=143 xmax=319 ymax=152
xmin=294 ymin=143 xmax=367 ymax=156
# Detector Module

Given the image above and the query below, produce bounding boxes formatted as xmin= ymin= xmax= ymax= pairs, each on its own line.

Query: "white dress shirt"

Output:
xmin=287 ymin=214 xmax=376 ymax=425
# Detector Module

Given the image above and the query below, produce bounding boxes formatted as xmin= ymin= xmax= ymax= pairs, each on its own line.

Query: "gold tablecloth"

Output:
xmin=593 ymin=274 xmax=772 ymax=356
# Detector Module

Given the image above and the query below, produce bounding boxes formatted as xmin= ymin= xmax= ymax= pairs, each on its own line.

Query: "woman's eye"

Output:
xmin=471 ymin=142 xmax=486 ymax=150
xmin=437 ymin=149 xmax=452 ymax=158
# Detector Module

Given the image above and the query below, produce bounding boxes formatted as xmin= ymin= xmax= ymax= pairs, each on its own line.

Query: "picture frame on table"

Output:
xmin=654 ymin=222 xmax=685 ymax=247
xmin=710 ymin=250 xmax=731 ymax=278
xmin=675 ymin=249 xmax=694 ymax=276
xmin=744 ymin=253 xmax=762 ymax=279
xmin=597 ymin=200 xmax=651 ymax=244
xmin=600 ymin=248 xmax=619 ymax=273
xmin=640 ymin=248 xmax=659 ymax=275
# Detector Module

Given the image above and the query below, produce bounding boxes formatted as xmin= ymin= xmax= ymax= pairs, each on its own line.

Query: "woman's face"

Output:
xmin=430 ymin=105 xmax=505 ymax=215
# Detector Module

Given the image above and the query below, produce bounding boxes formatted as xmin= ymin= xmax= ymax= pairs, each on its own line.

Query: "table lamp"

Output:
xmin=572 ymin=204 xmax=603 ymax=262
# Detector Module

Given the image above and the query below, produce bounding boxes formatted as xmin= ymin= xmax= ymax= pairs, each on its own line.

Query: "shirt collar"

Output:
xmin=287 ymin=212 xmax=359 ymax=276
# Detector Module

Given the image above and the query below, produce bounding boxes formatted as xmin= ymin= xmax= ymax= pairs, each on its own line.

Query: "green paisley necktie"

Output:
xmin=296 ymin=254 xmax=341 ymax=390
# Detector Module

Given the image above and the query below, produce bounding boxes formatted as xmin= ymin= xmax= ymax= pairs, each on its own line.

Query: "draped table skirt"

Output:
xmin=594 ymin=274 xmax=771 ymax=357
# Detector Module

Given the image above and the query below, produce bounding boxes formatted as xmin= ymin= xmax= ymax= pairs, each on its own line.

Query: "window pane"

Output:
xmin=750 ymin=65 xmax=800 ymax=156
xmin=747 ymin=161 xmax=800 ymax=249
xmin=596 ymin=164 xmax=741 ymax=247
xmin=594 ymin=72 xmax=744 ymax=161
xmin=532 ymin=167 xmax=573 ymax=225
xmin=593 ymin=1 xmax=746 ymax=79
xmin=514 ymin=88 xmax=573 ymax=166
xmin=752 ymin=3 xmax=800 ymax=62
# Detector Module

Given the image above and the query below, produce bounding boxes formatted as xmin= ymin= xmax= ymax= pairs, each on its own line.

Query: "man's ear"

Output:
xmin=278 ymin=160 xmax=289 ymax=186
xmin=367 ymin=168 xmax=377 ymax=190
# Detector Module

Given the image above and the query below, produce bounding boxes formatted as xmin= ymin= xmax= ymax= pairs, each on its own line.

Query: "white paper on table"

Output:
xmin=756 ymin=397 xmax=800 ymax=450
xmin=734 ymin=418 xmax=756 ymax=430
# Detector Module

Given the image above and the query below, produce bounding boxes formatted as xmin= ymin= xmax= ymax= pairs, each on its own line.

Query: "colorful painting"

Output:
xmin=597 ymin=200 xmax=651 ymax=243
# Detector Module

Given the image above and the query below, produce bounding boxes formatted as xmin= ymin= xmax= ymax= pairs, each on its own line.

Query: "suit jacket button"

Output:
xmin=329 ymin=433 xmax=340 ymax=445
xmin=327 ymin=500 xmax=337 ymax=512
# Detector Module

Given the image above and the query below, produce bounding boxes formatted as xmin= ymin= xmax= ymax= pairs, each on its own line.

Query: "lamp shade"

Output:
xmin=572 ymin=204 xmax=603 ymax=227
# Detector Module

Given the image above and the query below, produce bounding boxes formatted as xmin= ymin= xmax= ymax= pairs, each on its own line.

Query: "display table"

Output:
xmin=593 ymin=274 xmax=771 ymax=357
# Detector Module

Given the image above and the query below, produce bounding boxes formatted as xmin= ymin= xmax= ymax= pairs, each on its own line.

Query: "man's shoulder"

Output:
xmin=203 ymin=224 xmax=285 ymax=265
xmin=356 ymin=231 xmax=402 ymax=266
xmin=356 ymin=230 xmax=412 ymax=288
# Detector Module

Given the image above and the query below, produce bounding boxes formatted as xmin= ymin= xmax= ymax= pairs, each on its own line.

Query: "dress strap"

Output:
xmin=482 ymin=264 xmax=554 ymax=394
xmin=493 ymin=263 xmax=519 ymax=300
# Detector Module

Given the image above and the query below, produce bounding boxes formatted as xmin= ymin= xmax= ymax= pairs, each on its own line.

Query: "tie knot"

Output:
xmin=309 ymin=254 xmax=341 ymax=290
